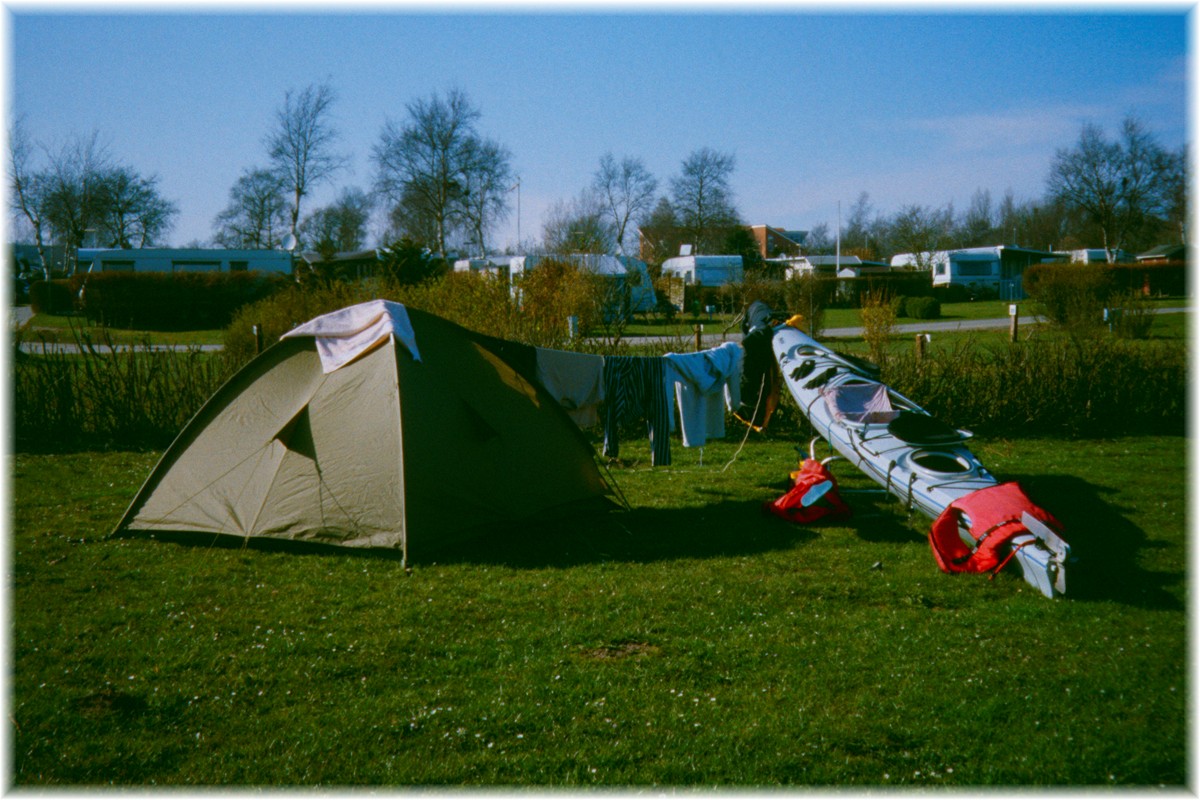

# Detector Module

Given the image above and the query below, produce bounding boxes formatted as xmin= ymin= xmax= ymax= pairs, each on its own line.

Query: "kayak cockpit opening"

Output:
xmin=900 ymin=449 xmax=982 ymax=477
xmin=887 ymin=410 xmax=971 ymax=444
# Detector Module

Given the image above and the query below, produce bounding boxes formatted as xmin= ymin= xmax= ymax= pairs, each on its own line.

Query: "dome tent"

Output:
xmin=112 ymin=300 xmax=616 ymax=563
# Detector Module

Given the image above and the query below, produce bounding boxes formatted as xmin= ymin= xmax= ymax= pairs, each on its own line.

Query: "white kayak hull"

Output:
xmin=771 ymin=323 xmax=1069 ymax=598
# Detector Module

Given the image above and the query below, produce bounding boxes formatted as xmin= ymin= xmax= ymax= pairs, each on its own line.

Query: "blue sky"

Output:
xmin=7 ymin=8 xmax=1191 ymax=252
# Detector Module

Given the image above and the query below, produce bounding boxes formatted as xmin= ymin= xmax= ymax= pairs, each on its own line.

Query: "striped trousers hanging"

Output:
xmin=602 ymin=356 xmax=672 ymax=466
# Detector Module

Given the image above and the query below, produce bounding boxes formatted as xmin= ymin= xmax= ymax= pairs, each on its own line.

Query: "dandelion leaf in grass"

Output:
xmin=114 ymin=301 xmax=615 ymax=557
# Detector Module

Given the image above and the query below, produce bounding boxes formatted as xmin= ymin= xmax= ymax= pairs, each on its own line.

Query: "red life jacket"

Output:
xmin=928 ymin=482 xmax=1063 ymax=576
xmin=763 ymin=458 xmax=852 ymax=525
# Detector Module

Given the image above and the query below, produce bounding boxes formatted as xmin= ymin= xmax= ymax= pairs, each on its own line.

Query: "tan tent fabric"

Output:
xmin=113 ymin=303 xmax=614 ymax=561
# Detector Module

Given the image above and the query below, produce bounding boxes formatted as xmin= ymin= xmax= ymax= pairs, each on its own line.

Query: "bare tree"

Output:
xmin=42 ymin=132 xmax=111 ymax=273
xmin=383 ymin=184 xmax=442 ymax=250
xmin=634 ymin=196 xmax=681 ymax=264
xmin=372 ymin=89 xmax=482 ymax=259
xmin=542 ymin=191 xmax=615 ymax=254
xmin=995 ymin=192 xmax=1075 ymax=252
xmin=8 ymin=117 xmax=52 ymax=279
xmin=10 ymin=122 xmax=181 ymax=274
xmin=803 ymin=222 xmax=833 ymax=255
xmin=842 ymin=191 xmax=883 ymax=261
xmin=593 ymin=153 xmax=657 ymax=255
xmin=1047 ymin=116 xmax=1177 ymax=262
xmin=669 ymin=147 xmax=739 ymax=253
xmin=94 ymin=166 xmax=178 ymax=248
xmin=957 ymin=188 xmax=996 ymax=247
xmin=299 ymin=187 xmax=373 ymax=254
xmin=213 ymin=168 xmax=289 ymax=249
xmin=267 ymin=82 xmax=347 ymax=244
xmin=459 ymin=137 xmax=514 ymax=256
xmin=1163 ymin=145 xmax=1188 ymax=245
xmin=884 ymin=203 xmax=954 ymax=268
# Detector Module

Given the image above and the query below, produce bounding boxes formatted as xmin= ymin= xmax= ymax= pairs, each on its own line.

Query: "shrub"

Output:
xmin=835 ymin=272 xmax=933 ymax=308
xmin=223 ymin=265 xmax=617 ymax=368
xmin=13 ymin=295 xmax=1188 ymax=451
xmin=885 ymin=337 xmax=1187 ymax=437
xmin=902 ymin=295 xmax=941 ymax=320
xmin=376 ymin=238 xmax=448 ymax=286
xmin=1106 ymin=289 xmax=1155 ymax=339
xmin=1024 ymin=263 xmax=1112 ymax=334
xmin=780 ymin=273 xmax=830 ymax=337
xmin=13 ymin=331 xmax=233 ymax=452
xmin=1107 ymin=261 xmax=1188 ymax=297
xmin=858 ymin=289 xmax=901 ymax=365
xmin=652 ymin=290 xmax=678 ymax=323
xmin=29 ymin=279 xmax=76 ymax=315
xmin=224 ymin=281 xmax=369 ymax=364
xmin=71 ymin=271 xmax=290 ymax=330
xmin=936 ymin=284 xmax=972 ymax=303
xmin=680 ymin=285 xmax=727 ymax=316
xmin=509 ymin=259 xmax=606 ymax=347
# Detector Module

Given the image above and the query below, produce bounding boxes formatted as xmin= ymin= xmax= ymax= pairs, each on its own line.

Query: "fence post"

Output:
xmin=253 ymin=323 xmax=263 ymax=354
xmin=694 ymin=324 xmax=703 ymax=352
xmin=1009 ymin=304 xmax=1019 ymax=343
xmin=914 ymin=333 xmax=928 ymax=360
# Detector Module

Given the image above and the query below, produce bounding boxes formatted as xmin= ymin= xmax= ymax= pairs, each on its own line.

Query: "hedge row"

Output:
xmin=885 ymin=337 xmax=1187 ymax=438
xmin=1026 ymin=261 xmax=1188 ymax=298
xmin=13 ymin=343 xmax=234 ymax=452
xmin=31 ymin=271 xmax=292 ymax=330
xmin=28 ymin=279 xmax=77 ymax=315
xmin=14 ymin=325 xmax=1186 ymax=452
xmin=902 ymin=295 xmax=941 ymax=319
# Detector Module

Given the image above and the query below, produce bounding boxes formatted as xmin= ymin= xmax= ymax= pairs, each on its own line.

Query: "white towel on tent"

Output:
xmin=282 ymin=299 xmax=421 ymax=373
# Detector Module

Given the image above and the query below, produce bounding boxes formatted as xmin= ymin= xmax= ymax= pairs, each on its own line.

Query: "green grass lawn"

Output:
xmin=18 ymin=312 xmax=226 ymax=347
xmin=10 ymin=432 xmax=1187 ymax=786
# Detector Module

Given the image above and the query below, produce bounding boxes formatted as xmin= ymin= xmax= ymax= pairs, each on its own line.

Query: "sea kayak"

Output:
xmin=771 ymin=318 xmax=1070 ymax=598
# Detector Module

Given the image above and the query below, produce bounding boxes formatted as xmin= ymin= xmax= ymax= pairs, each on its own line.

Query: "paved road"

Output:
xmin=10 ymin=305 xmax=33 ymax=330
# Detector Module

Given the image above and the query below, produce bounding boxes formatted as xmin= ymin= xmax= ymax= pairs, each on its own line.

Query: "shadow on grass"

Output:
xmin=836 ymin=490 xmax=924 ymax=544
xmin=121 ymin=497 xmax=821 ymax=569
xmin=432 ymin=498 xmax=822 ymax=568
xmin=1012 ymin=472 xmax=1184 ymax=610
xmin=123 ymin=470 xmax=1179 ymax=610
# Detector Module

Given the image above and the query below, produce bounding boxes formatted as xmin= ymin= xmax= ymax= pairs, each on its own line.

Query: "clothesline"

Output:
xmin=281 ymin=299 xmax=775 ymax=469
xmin=535 ymin=340 xmax=746 ymax=467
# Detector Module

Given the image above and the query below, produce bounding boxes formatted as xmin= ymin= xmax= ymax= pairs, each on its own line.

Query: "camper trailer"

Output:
xmin=79 ymin=248 xmax=295 ymax=276
xmin=452 ymin=255 xmax=513 ymax=279
xmin=660 ymin=254 xmax=743 ymax=287
xmin=891 ymin=245 xmax=1059 ymax=300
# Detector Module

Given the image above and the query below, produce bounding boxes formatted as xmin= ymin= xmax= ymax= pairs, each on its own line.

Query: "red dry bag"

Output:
xmin=763 ymin=458 xmax=852 ymax=525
